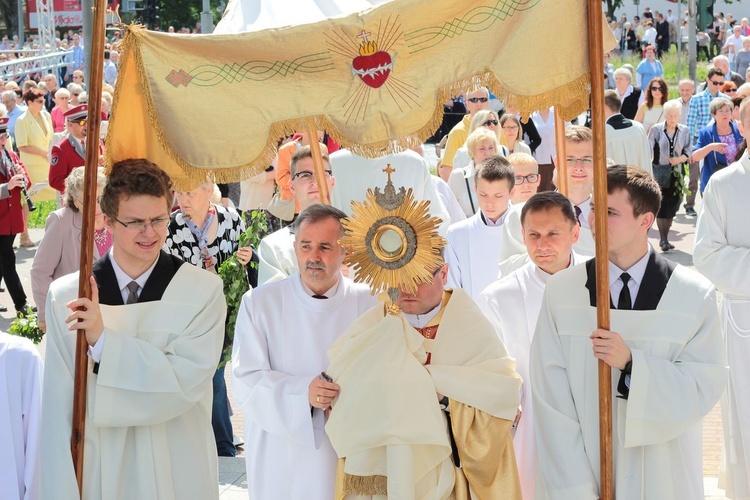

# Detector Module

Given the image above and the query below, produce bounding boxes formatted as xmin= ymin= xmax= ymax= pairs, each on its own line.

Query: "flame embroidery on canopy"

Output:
xmin=324 ymin=16 xmax=419 ymax=124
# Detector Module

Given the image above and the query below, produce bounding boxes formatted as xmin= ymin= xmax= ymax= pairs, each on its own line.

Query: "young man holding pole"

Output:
xmin=530 ymin=165 xmax=727 ymax=499
xmin=39 ymin=159 xmax=226 ymax=500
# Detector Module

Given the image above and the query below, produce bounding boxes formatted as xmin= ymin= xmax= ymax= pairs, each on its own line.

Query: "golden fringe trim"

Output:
xmin=106 ymin=29 xmax=590 ymax=186
xmin=342 ymin=473 xmax=388 ymax=496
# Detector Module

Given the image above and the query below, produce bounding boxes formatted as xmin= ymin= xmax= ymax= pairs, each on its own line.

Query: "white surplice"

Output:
xmin=432 ymin=174 xmax=467 ymax=225
xmin=40 ymin=266 xmax=226 ymax=500
xmin=498 ymin=203 xmax=595 ymax=277
xmin=530 ymin=262 xmax=727 ymax=499
xmin=605 ymin=117 xmax=653 ymax=175
xmin=447 ymin=160 xmax=479 ymax=218
xmin=232 ymin=273 xmax=376 ymax=500
xmin=477 ymin=254 xmax=583 ymax=500
xmin=445 ymin=211 xmax=507 ymax=301
xmin=257 ymin=226 xmax=296 ymax=285
xmin=0 ymin=333 xmax=42 ymax=500
xmin=329 ymin=149 xmax=450 ymax=233
xmin=694 ymin=152 xmax=750 ymax=499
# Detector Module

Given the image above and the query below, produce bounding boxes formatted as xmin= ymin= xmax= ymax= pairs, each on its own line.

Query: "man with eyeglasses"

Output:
xmin=603 ymin=89 xmax=652 ymax=175
xmin=258 ymin=145 xmax=336 ymax=285
xmin=49 ymin=104 xmax=91 ymax=194
xmin=40 ymin=158 xmax=227 ymax=500
xmin=508 ymin=152 xmax=541 ymax=205
xmin=438 ymin=86 xmax=490 ymax=181
xmin=687 ymin=67 xmax=729 ymax=146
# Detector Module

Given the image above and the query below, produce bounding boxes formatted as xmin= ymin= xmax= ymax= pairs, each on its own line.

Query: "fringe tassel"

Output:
xmin=343 ymin=473 xmax=388 ymax=496
xmin=106 ymin=27 xmax=591 ymax=187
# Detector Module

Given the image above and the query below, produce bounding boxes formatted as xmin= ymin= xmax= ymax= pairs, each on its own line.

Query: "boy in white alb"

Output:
xmin=445 ymin=156 xmax=515 ymax=300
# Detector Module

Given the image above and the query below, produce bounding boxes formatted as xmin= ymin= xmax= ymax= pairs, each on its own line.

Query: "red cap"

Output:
xmin=64 ymin=104 xmax=88 ymax=122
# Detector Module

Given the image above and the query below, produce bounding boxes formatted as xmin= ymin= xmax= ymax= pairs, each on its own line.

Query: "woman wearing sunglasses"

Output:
xmin=450 ymin=109 xmax=509 ymax=172
xmin=635 ymin=76 xmax=669 ymax=134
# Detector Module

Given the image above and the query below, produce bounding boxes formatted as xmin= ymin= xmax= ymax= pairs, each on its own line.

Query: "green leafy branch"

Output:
xmin=217 ymin=210 xmax=268 ymax=367
xmin=8 ymin=309 xmax=44 ymax=344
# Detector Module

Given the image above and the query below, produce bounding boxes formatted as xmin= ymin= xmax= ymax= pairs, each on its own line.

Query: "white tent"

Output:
xmin=214 ymin=0 xmax=391 ymax=34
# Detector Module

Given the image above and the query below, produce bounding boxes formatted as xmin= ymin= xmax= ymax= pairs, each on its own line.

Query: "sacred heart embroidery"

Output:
xmin=324 ymin=18 xmax=418 ymax=124
xmin=352 ymin=49 xmax=393 ymax=89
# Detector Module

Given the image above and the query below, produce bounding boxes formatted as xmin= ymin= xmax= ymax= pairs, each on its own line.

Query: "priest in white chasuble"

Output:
xmin=477 ymin=191 xmax=584 ymax=500
xmin=258 ymin=145 xmax=337 ymax=285
xmin=40 ymin=159 xmax=227 ymax=500
xmin=531 ymin=165 xmax=727 ymax=499
xmin=232 ymin=204 xmax=376 ymax=500
xmin=325 ymin=173 xmax=522 ymax=499
xmin=0 ymin=332 xmax=43 ymax=500
xmin=694 ymin=99 xmax=750 ymax=500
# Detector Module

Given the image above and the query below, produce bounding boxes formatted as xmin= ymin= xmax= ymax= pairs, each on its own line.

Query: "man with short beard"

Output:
xmin=232 ymin=204 xmax=376 ymax=500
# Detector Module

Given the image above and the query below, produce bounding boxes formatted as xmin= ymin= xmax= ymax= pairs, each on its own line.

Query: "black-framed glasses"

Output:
xmin=650 ymin=86 xmax=664 ymax=92
xmin=502 ymin=125 xmax=519 ymax=131
xmin=515 ymin=174 xmax=540 ymax=184
xmin=111 ymin=216 xmax=170 ymax=233
xmin=726 ymin=88 xmax=738 ymax=93
xmin=468 ymin=97 xmax=489 ymax=103
xmin=292 ymin=170 xmax=332 ymax=181
xmin=709 ymin=79 xmax=723 ymax=86
xmin=483 ymin=119 xmax=499 ymax=127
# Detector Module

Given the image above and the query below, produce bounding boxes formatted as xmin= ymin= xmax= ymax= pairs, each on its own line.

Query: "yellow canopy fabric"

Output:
xmin=106 ymin=0 xmax=615 ymax=187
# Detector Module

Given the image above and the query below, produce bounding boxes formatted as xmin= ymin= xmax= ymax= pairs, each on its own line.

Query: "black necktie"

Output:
xmin=618 ymin=273 xmax=632 ymax=310
xmin=574 ymin=205 xmax=582 ymax=226
xmin=312 ymin=294 xmax=328 ymax=300
xmin=126 ymin=281 xmax=140 ymax=304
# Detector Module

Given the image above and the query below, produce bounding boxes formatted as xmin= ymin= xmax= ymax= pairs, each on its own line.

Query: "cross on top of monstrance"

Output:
xmin=383 ymin=164 xmax=396 ymax=182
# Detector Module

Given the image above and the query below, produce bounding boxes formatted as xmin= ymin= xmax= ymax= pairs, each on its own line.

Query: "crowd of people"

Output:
xmin=2 ymin=7 xmax=750 ymax=499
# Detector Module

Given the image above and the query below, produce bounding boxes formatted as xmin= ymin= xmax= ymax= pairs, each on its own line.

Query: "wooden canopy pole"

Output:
xmin=554 ymin=111 xmax=568 ymax=196
xmin=587 ymin=1 xmax=613 ymax=499
xmin=307 ymin=126 xmax=331 ymax=205
xmin=71 ymin=0 xmax=107 ymax=495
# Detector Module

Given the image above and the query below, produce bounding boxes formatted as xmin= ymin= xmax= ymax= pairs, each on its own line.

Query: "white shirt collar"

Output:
xmin=109 ymin=249 xmax=160 ymax=302
xmin=608 ymin=245 xmax=651 ymax=288
xmin=619 ymin=85 xmax=634 ymax=99
xmin=576 ymin=196 xmax=592 ymax=229
xmin=403 ymin=301 xmax=443 ymax=329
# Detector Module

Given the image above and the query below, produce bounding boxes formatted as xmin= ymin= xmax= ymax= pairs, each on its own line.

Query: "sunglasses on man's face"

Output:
xmin=468 ymin=97 xmax=489 ymax=103
xmin=710 ymin=80 xmax=724 ymax=86
xmin=70 ymin=119 xmax=86 ymax=127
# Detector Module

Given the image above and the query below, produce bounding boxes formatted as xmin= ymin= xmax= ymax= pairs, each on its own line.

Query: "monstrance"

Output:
xmin=339 ymin=165 xmax=446 ymax=314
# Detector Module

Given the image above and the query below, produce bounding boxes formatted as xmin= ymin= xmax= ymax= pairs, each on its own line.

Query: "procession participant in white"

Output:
xmin=531 ymin=165 xmax=727 ymax=499
xmin=232 ymin=204 xmax=376 ymax=500
xmin=693 ymin=97 xmax=750 ymax=500
xmin=329 ymin=148 xmax=450 ymax=233
xmin=257 ymin=145 xmax=336 ymax=285
xmin=40 ymin=159 xmax=226 ymax=500
xmin=508 ymin=152 xmax=541 ymax=205
xmin=431 ymin=173 xmax=467 ymax=225
xmin=445 ymin=155 xmax=515 ymax=300
xmin=604 ymin=89 xmax=653 ymax=175
xmin=326 ymin=181 xmax=522 ymax=497
xmin=499 ymin=126 xmax=596 ymax=275
xmin=477 ymin=191 xmax=582 ymax=500
xmin=0 ymin=331 xmax=42 ymax=500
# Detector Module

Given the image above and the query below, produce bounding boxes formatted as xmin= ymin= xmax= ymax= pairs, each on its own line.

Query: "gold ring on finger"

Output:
xmin=316 ymin=396 xmax=321 ymax=403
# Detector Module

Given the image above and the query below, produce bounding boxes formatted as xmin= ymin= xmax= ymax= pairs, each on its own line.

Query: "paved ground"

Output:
xmin=2 ymin=180 xmax=730 ymax=498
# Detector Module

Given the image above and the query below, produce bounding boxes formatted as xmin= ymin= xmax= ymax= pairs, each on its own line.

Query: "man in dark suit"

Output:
xmin=39 ymin=158 xmax=227 ymax=499
xmin=655 ymin=14 xmax=670 ymax=57
xmin=530 ymin=165 xmax=727 ymax=497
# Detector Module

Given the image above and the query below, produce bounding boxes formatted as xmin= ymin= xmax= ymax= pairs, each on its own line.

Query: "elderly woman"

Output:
xmin=500 ymin=114 xmax=532 ymax=155
xmin=30 ymin=167 xmax=109 ymax=332
xmin=613 ymin=67 xmax=642 ymax=119
xmin=163 ymin=181 xmax=257 ymax=458
xmin=734 ymin=37 xmax=750 ymax=81
xmin=635 ymin=76 xmax=668 ymax=134
xmin=448 ymin=127 xmax=500 ymax=217
xmin=452 ymin=109 xmax=508 ymax=170
xmin=648 ymin=100 xmax=691 ymax=252
xmin=692 ymin=97 xmax=744 ymax=193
